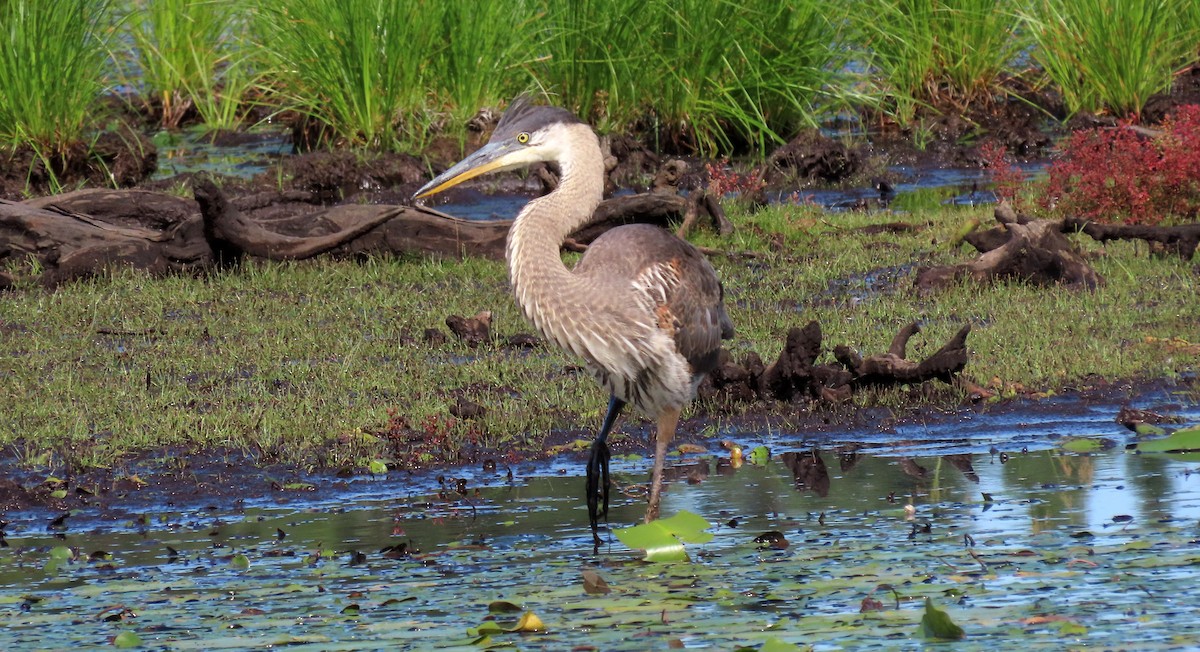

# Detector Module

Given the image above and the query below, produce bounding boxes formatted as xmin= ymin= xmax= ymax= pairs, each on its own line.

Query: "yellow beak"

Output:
xmin=413 ymin=140 xmax=526 ymax=199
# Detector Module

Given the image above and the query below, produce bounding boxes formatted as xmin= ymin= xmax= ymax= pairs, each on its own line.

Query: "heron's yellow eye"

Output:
xmin=516 ymin=132 xmax=530 ymax=144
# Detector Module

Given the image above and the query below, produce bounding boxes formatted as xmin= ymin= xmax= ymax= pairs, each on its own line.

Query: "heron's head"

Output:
xmin=413 ymin=97 xmax=584 ymax=200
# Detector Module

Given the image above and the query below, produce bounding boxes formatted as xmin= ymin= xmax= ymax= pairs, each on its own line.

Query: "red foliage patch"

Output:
xmin=979 ymin=140 xmax=1028 ymax=208
xmin=704 ymin=158 xmax=764 ymax=197
xmin=1041 ymin=105 xmax=1200 ymax=225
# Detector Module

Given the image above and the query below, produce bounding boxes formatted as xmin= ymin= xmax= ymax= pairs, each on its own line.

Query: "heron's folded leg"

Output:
xmin=645 ymin=405 xmax=681 ymax=523
xmin=587 ymin=395 xmax=625 ymax=547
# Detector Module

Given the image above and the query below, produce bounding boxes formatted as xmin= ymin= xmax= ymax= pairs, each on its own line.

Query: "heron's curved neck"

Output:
xmin=506 ymin=126 xmax=605 ymax=324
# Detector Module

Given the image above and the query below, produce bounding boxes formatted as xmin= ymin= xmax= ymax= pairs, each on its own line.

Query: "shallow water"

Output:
xmin=2 ymin=389 xmax=1198 ymax=650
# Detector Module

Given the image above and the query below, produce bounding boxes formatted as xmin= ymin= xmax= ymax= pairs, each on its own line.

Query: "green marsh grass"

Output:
xmin=250 ymin=0 xmax=439 ymax=150
xmin=848 ymin=0 xmax=1028 ymax=125
xmin=537 ymin=0 xmax=850 ymax=154
xmin=122 ymin=0 xmax=255 ymax=130
xmin=0 ymin=0 xmax=113 ymax=153
xmin=1021 ymin=0 xmax=1200 ymax=118
xmin=2 ymin=203 xmax=1195 ymax=471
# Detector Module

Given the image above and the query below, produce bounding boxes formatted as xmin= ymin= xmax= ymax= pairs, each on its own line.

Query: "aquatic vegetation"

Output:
xmin=0 ymin=0 xmax=113 ymax=152
xmin=4 ymin=450 xmax=1200 ymax=649
xmin=847 ymin=0 xmax=1028 ymax=124
xmin=1020 ymin=0 xmax=1200 ymax=118
xmin=121 ymin=0 xmax=256 ymax=130
xmin=985 ymin=104 xmax=1200 ymax=224
xmin=537 ymin=0 xmax=852 ymax=154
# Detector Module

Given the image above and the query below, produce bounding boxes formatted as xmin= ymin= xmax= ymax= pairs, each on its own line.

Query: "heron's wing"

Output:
xmin=643 ymin=245 xmax=733 ymax=375
xmin=579 ymin=224 xmax=733 ymax=375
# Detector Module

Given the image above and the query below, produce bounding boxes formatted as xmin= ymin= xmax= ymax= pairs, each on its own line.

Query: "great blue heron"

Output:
xmin=414 ymin=98 xmax=734 ymax=547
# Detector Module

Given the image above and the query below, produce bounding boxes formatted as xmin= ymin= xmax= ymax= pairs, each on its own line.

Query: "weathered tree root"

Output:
xmin=1060 ymin=216 xmax=1200 ymax=261
xmin=917 ymin=202 xmax=1102 ymax=291
xmin=699 ymin=320 xmax=971 ymax=405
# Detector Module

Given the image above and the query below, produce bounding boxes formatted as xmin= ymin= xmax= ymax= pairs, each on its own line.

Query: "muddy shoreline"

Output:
xmin=1 ymin=375 xmax=1194 ymax=521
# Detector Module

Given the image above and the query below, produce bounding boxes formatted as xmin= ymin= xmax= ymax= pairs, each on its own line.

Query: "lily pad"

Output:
xmin=918 ymin=597 xmax=965 ymax=640
xmin=1131 ymin=425 xmax=1200 ymax=453
xmin=614 ymin=510 xmax=712 ymax=562
xmin=112 ymin=631 xmax=142 ymax=648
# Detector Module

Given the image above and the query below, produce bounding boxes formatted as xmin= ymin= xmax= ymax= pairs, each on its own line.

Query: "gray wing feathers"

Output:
xmin=575 ymin=224 xmax=732 ymax=375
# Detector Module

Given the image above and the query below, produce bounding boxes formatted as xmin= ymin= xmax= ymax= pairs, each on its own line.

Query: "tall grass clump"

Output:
xmin=1021 ymin=0 xmax=1200 ymax=119
xmin=535 ymin=0 xmax=850 ymax=155
xmin=847 ymin=0 xmax=1028 ymax=125
xmin=252 ymin=0 xmax=431 ymax=149
xmin=426 ymin=2 xmax=540 ymax=128
xmin=122 ymin=0 xmax=260 ymax=130
xmin=0 ymin=0 xmax=114 ymax=153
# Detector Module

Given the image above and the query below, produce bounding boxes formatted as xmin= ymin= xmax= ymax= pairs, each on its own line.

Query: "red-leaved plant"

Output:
xmin=979 ymin=140 xmax=1028 ymax=209
xmin=1041 ymin=105 xmax=1200 ymax=225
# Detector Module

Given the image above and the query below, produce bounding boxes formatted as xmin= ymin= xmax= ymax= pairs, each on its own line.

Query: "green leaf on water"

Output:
xmin=1134 ymin=422 xmax=1167 ymax=437
xmin=748 ymin=445 xmax=770 ymax=466
xmin=1132 ymin=425 xmax=1200 ymax=453
xmin=488 ymin=600 xmax=523 ymax=613
xmin=368 ymin=459 xmax=388 ymax=475
xmin=112 ymin=631 xmax=141 ymax=648
xmin=49 ymin=489 xmax=67 ymax=499
xmin=231 ymin=553 xmax=250 ymax=570
xmin=1059 ymin=437 xmax=1114 ymax=453
xmin=918 ymin=597 xmax=965 ymax=640
xmin=614 ymin=510 xmax=712 ymax=562
xmin=44 ymin=546 xmax=72 ymax=573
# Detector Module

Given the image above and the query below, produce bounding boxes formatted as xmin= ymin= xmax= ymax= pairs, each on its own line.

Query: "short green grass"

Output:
xmin=1 ymin=203 xmax=1195 ymax=473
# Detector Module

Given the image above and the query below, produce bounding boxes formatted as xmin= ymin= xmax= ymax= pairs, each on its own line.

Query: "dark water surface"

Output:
xmin=2 ymin=388 xmax=1198 ymax=650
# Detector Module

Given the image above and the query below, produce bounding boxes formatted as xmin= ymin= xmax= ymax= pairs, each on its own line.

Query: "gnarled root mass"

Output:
xmin=698 ymin=320 xmax=972 ymax=406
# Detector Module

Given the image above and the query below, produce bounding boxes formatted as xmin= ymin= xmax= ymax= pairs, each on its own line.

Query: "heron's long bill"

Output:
xmin=412 ymin=140 xmax=524 ymax=199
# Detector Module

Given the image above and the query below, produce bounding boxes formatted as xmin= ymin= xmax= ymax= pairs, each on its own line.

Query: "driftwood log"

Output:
xmin=698 ymin=320 xmax=971 ymax=405
xmin=0 ymin=161 xmax=724 ymax=288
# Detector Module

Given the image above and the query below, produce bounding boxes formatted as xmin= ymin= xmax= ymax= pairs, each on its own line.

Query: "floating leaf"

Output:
xmin=510 ymin=611 xmax=544 ymax=632
xmin=748 ymin=445 xmax=770 ymax=466
xmin=918 ymin=597 xmax=965 ymax=640
xmin=368 ymin=459 xmax=388 ymax=475
xmin=1132 ymin=425 xmax=1200 ymax=453
xmin=488 ymin=600 xmax=523 ymax=613
xmin=759 ymin=638 xmax=804 ymax=651
xmin=614 ymin=510 xmax=712 ymax=562
xmin=49 ymin=489 xmax=67 ymax=499
xmin=231 ymin=553 xmax=251 ymax=570
xmin=676 ymin=443 xmax=707 ymax=454
xmin=112 ymin=631 xmax=141 ymax=648
xmin=468 ymin=611 xmax=545 ymax=636
xmin=44 ymin=546 xmax=72 ymax=573
xmin=582 ymin=570 xmax=611 ymax=595
xmin=1134 ymin=422 xmax=1167 ymax=437
xmin=1059 ymin=437 xmax=1114 ymax=453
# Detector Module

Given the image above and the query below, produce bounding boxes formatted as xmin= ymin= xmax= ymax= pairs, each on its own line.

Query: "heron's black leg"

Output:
xmin=587 ymin=395 xmax=625 ymax=549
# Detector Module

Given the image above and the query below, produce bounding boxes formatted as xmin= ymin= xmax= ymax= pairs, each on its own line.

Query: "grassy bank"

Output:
xmin=1 ymin=200 xmax=1195 ymax=474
